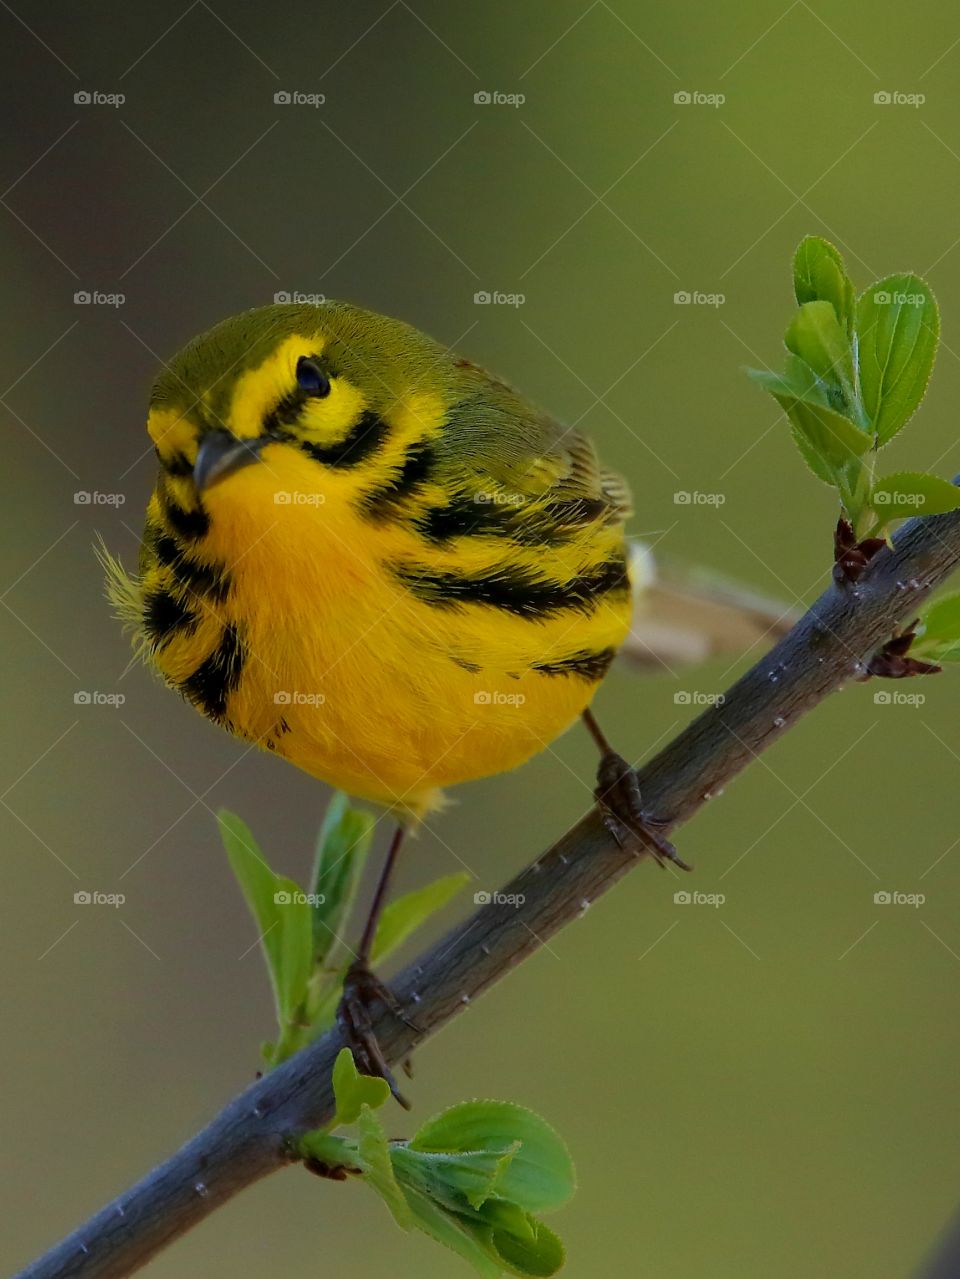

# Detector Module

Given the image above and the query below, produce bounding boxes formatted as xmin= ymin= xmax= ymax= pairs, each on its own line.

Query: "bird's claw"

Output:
xmin=336 ymin=961 xmax=420 ymax=1109
xmin=595 ymin=751 xmax=692 ymax=871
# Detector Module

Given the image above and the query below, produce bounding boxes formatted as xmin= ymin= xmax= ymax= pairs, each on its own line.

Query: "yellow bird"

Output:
xmin=104 ymin=301 xmax=786 ymax=1099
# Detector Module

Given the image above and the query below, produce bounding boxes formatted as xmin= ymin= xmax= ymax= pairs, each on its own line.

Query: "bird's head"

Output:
xmin=146 ymin=301 xmax=453 ymax=514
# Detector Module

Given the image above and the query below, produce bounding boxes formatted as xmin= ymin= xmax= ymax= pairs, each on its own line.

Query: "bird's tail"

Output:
xmin=621 ymin=541 xmax=799 ymax=671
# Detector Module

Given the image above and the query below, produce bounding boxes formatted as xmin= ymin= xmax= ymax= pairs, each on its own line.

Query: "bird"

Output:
xmin=103 ymin=300 xmax=790 ymax=1101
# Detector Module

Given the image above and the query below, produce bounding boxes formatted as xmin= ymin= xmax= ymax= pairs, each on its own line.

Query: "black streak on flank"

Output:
xmin=143 ymin=588 xmax=198 ymax=649
xmin=451 ymin=655 xmax=482 ymax=674
xmin=359 ymin=442 xmax=435 ymax=519
xmin=298 ymin=409 xmax=388 ymax=468
xmin=181 ymin=624 xmax=245 ymax=722
xmin=392 ymin=559 xmax=630 ymax=618
xmin=419 ymin=495 xmax=602 ymax=547
xmin=419 ymin=496 xmax=515 ymax=543
xmin=532 ymin=647 xmax=616 ymax=681
xmin=154 ymin=533 xmax=231 ymax=603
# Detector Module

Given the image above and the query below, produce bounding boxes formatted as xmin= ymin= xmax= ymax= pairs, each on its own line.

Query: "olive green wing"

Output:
xmin=433 ymin=364 xmax=632 ymax=536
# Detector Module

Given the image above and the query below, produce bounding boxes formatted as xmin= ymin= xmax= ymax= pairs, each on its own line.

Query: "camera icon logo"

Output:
xmin=673 ymin=890 xmax=692 ymax=904
xmin=673 ymin=690 xmax=692 ymax=704
xmin=274 ymin=491 xmax=292 ymax=504
xmin=674 ymin=91 xmax=691 ymax=104
xmin=474 ymin=91 xmax=491 ymax=104
xmin=873 ymin=690 xmax=892 ymax=704
xmin=473 ymin=691 xmax=492 ymax=705
xmin=273 ymin=890 xmax=292 ymax=904
xmin=874 ymin=91 xmax=891 ymax=105
xmin=73 ymin=691 xmax=92 ymax=704
xmin=74 ymin=890 xmax=92 ymax=904
xmin=473 ymin=291 xmax=491 ymax=304
xmin=74 ymin=491 xmax=92 ymax=504
xmin=873 ymin=290 xmax=892 ymax=305
xmin=273 ymin=291 xmax=291 ymax=303
xmin=874 ymin=891 xmax=892 ymax=904
xmin=673 ymin=290 xmax=691 ymax=304
xmin=273 ymin=690 xmax=292 ymax=704
xmin=73 ymin=291 xmax=92 ymax=305
xmin=274 ymin=90 xmax=291 ymax=104
xmin=474 ymin=890 xmax=492 ymax=904
xmin=673 ymin=490 xmax=691 ymax=504
xmin=74 ymin=90 xmax=91 ymax=105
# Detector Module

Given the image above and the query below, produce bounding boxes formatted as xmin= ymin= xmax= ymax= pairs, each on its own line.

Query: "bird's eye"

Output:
xmin=296 ymin=356 xmax=331 ymax=398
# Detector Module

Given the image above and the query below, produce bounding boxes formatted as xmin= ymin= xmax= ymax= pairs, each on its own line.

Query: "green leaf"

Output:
xmin=217 ymin=811 xmax=312 ymax=1027
xmin=411 ymin=1101 xmax=576 ymax=1214
xmin=784 ymin=301 xmax=856 ymax=409
xmin=793 ymin=236 xmax=855 ymax=336
xmin=358 ymin=1104 xmax=413 ymax=1229
xmin=391 ymin=1142 xmax=521 ymax=1214
xmin=747 ymin=359 xmax=871 ymax=487
xmin=309 ymin=793 xmax=375 ymax=965
xmin=371 ymin=872 xmax=471 ymax=966
xmin=914 ymin=592 xmax=960 ymax=662
xmin=491 ymin=1219 xmax=565 ymax=1277
xmin=401 ymin=1185 xmax=503 ymax=1278
xmin=331 ymin=1046 xmax=391 ymax=1126
xmin=857 ymin=274 xmax=939 ymax=444
xmin=870 ymin=472 xmax=960 ymax=520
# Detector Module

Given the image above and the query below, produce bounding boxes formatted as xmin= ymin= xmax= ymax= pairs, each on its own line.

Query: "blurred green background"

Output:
xmin=3 ymin=2 xmax=960 ymax=1275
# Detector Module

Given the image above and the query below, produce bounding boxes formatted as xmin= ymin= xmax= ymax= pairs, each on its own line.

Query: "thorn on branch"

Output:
xmin=833 ymin=517 xmax=885 ymax=584
xmin=862 ymin=618 xmax=943 ymax=679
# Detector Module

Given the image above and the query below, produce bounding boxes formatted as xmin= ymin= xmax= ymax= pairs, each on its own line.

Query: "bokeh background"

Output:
xmin=3 ymin=2 xmax=960 ymax=1276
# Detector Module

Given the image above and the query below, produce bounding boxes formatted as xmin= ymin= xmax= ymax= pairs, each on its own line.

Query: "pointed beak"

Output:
xmin=193 ymin=430 xmax=266 ymax=491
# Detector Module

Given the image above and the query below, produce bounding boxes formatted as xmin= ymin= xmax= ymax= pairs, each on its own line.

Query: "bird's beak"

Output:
xmin=193 ymin=430 xmax=266 ymax=491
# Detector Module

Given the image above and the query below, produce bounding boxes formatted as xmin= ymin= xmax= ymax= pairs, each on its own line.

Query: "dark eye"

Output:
xmin=296 ymin=356 xmax=331 ymax=398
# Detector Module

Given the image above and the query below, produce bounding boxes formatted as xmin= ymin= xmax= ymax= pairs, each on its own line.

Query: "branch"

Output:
xmin=18 ymin=503 xmax=960 ymax=1279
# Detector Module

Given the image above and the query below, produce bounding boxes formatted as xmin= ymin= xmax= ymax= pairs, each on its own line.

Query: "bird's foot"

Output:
xmin=336 ymin=960 xmax=420 ymax=1109
xmin=595 ymin=751 xmax=692 ymax=871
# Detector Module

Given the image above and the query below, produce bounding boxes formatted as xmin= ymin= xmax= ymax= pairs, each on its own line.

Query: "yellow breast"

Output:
xmin=144 ymin=441 xmax=631 ymax=820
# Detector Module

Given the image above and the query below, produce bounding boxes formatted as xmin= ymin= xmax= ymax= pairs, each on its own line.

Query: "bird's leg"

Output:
xmin=336 ymin=823 xmax=419 ymax=1108
xmin=582 ymin=707 xmax=692 ymax=872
